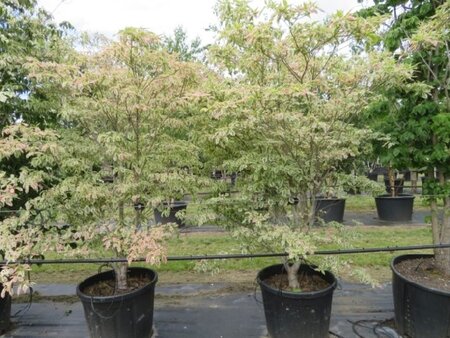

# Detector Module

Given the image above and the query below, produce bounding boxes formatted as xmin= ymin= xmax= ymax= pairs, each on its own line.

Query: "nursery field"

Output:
xmin=31 ymin=225 xmax=432 ymax=285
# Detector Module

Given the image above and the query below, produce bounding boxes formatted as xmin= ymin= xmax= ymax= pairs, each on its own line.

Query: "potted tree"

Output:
xmin=316 ymin=173 xmax=385 ymax=223
xmin=313 ymin=174 xmax=348 ymax=223
xmin=375 ymin=165 xmax=414 ymax=222
xmin=22 ymin=28 xmax=208 ymax=337
xmin=362 ymin=1 xmax=450 ymax=336
xmin=367 ymin=80 xmax=415 ymax=221
xmin=364 ymin=70 xmax=416 ymax=221
xmin=207 ymin=1 xmax=412 ymax=337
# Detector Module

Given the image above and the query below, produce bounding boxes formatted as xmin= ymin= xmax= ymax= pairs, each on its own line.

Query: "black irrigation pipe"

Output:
xmin=2 ymin=243 xmax=450 ymax=266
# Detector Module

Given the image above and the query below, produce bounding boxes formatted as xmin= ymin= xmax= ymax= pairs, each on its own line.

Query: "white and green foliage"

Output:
xmin=59 ymin=28 xmax=209 ymax=205
xmin=0 ymin=124 xmax=63 ymax=296
xmin=205 ymin=0 xmax=412 ymax=288
xmin=1 ymin=28 xmax=210 ymax=292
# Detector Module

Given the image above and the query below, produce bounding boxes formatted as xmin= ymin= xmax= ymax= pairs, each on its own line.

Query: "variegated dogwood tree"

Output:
xmin=205 ymin=0 xmax=414 ymax=289
xmin=0 ymin=28 xmax=209 ymax=293
xmin=0 ymin=125 xmax=63 ymax=296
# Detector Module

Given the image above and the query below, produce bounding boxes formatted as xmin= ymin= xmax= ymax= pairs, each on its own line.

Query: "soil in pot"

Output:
xmin=83 ymin=275 xmax=152 ymax=296
xmin=264 ymin=271 xmax=330 ymax=292
xmin=77 ymin=267 xmax=157 ymax=338
xmin=395 ymin=256 xmax=450 ymax=292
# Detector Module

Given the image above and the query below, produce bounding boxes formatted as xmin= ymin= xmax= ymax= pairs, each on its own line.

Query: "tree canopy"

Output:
xmin=204 ymin=0 xmax=412 ymax=287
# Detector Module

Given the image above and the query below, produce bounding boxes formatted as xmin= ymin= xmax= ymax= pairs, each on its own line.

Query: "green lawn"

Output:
xmin=31 ymin=225 xmax=433 ymax=284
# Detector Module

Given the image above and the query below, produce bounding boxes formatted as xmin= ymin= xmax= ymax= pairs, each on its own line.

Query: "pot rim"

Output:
xmin=375 ymin=194 xmax=415 ymax=200
xmin=256 ymin=263 xmax=337 ymax=299
xmin=159 ymin=201 xmax=188 ymax=207
xmin=315 ymin=196 xmax=346 ymax=201
xmin=391 ymin=254 xmax=450 ymax=296
xmin=76 ymin=267 xmax=158 ymax=302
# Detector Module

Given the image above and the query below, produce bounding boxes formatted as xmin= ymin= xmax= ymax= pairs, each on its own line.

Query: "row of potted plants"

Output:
xmin=0 ymin=1 xmax=449 ymax=338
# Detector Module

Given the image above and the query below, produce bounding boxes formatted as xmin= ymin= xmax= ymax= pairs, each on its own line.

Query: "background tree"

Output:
xmin=361 ymin=0 xmax=450 ymax=274
xmin=164 ymin=26 xmax=206 ymax=62
xmin=0 ymin=0 xmax=74 ymax=129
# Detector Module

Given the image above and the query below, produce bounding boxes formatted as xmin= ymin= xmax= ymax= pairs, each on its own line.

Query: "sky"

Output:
xmin=38 ymin=0 xmax=366 ymax=44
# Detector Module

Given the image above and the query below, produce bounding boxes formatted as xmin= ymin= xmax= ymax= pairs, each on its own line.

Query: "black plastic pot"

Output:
xmin=153 ymin=201 xmax=187 ymax=227
xmin=257 ymin=264 xmax=337 ymax=338
xmin=391 ymin=254 xmax=450 ymax=338
xmin=367 ymin=172 xmax=378 ymax=181
xmin=77 ymin=267 xmax=157 ymax=338
xmin=0 ymin=285 xmax=11 ymax=334
xmin=211 ymin=170 xmax=224 ymax=180
xmin=375 ymin=194 xmax=414 ymax=222
xmin=384 ymin=178 xmax=404 ymax=195
xmin=401 ymin=170 xmax=411 ymax=182
xmin=346 ymin=187 xmax=361 ymax=195
xmin=315 ymin=198 xmax=346 ymax=223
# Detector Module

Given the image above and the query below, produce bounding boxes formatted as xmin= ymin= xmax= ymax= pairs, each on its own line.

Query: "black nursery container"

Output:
xmin=257 ymin=264 xmax=337 ymax=338
xmin=391 ymin=254 xmax=450 ymax=338
xmin=315 ymin=198 xmax=346 ymax=223
xmin=77 ymin=267 xmax=157 ymax=338
xmin=0 ymin=286 xmax=11 ymax=334
xmin=367 ymin=172 xmax=378 ymax=181
xmin=154 ymin=201 xmax=187 ymax=227
xmin=375 ymin=194 xmax=414 ymax=221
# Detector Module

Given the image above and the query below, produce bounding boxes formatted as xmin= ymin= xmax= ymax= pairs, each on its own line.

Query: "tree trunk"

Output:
xmin=292 ymin=202 xmax=300 ymax=226
xmin=135 ymin=205 xmax=142 ymax=229
xmin=113 ymin=262 xmax=128 ymax=291
xmin=115 ymin=201 xmax=128 ymax=290
xmin=411 ymin=170 xmax=417 ymax=194
xmin=430 ymin=170 xmax=441 ymax=246
xmin=388 ymin=166 xmax=395 ymax=197
xmin=284 ymin=261 xmax=301 ymax=290
xmin=308 ymin=195 xmax=316 ymax=228
xmin=434 ymin=171 xmax=450 ymax=276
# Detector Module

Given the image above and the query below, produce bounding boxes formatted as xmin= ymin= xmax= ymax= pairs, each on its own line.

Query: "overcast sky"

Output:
xmin=38 ymin=0 xmax=367 ymax=44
